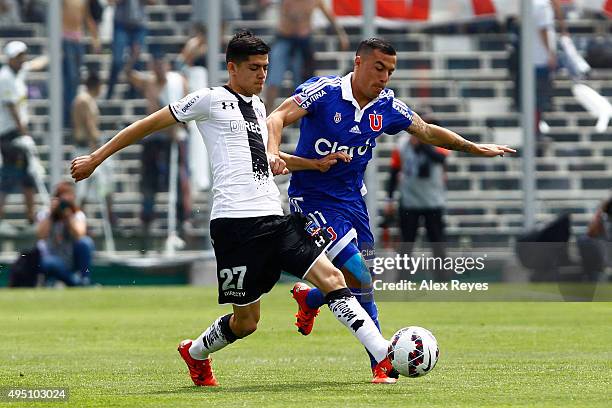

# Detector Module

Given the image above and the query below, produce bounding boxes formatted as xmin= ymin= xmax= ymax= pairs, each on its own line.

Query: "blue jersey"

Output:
xmin=287 ymin=73 xmax=414 ymax=202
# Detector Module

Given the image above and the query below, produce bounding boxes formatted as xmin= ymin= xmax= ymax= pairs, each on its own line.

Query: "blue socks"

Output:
xmin=305 ymin=287 xmax=326 ymax=309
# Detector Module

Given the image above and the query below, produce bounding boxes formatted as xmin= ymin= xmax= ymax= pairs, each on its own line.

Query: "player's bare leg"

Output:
xmin=229 ymin=302 xmax=260 ymax=338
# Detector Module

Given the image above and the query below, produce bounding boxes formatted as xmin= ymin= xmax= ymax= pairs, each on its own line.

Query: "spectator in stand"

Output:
xmin=264 ymin=0 xmax=350 ymax=111
xmin=0 ymin=41 xmax=47 ymax=235
xmin=0 ymin=0 xmax=20 ymax=25
xmin=36 ymin=181 xmax=95 ymax=286
xmin=72 ymin=71 xmax=116 ymax=224
xmin=191 ymin=0 xmax=242 ymax=41
xmin=578 ymin=197 xmax=612 ymax=282
xmin=254 ymin=0 xmax=274 ymax=20
xmin=105 ymin=0 xmax=156 ymax=100
xmin=125 ymin=54 xmax=192 ymax=248
xmin=532 ymin=0 xmax=567 ymax=134
xmin=386 ymin=110 xmax=450 ymax=281
xmin=509 ymin=0 xmax=567 ymax=137
xmin=178 ymin=23 xmax=207 ymax=71
xmin=176 ymin=23 xmax=208 ymax=91
xmin=62 ymin=0 xmax=101 ymax=127
xmin=20 ymin=0 xmax=45 ymax=23
xmin=88 ymin=0 xmax=105 ymax=25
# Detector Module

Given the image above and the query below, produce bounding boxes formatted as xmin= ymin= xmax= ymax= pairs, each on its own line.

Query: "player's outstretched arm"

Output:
xmin=70 ymin=106 xmax=176 ymax=181
xmin=280 ymin=151 xmax=351 ymax=172
xmin=407 ymin=112 xmax=516 ymax=157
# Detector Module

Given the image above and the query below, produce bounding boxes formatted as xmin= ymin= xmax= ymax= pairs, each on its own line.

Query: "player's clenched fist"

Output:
xmin=267 ymin=153 xmax=289 ymax=176
xmin=70 ymin=155 xmax=97 ymax=182
xmin=316 ymin=151 xmax=351 ymax=172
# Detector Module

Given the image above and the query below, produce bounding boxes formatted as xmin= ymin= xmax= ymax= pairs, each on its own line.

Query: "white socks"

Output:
xmin=326 ymin=288 xmax=389 ymax=363
xmin=188 ymin=314 xmax=238 ymax=360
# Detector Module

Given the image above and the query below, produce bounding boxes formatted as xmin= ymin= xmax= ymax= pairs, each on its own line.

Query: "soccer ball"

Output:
xmin=388 ymin=326 xmax=439 ymax=378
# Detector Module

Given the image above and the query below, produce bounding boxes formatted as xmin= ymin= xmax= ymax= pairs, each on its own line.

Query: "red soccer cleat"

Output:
xmin=177 ymin=339 xmax=219 ymax=386
xmin=371 ymin=357 xmax=399 ymax=384
xmin=290 ymin=282 xmax=320 ymax=336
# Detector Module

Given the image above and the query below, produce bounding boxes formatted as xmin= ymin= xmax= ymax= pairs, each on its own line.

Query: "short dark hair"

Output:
xmin=356 ymin=38 xmax=396 ymax=57
xmin=85 ymin=71 xmax=101 ymax=89
xmin=225 ymin=30 xmax=270 ymax=64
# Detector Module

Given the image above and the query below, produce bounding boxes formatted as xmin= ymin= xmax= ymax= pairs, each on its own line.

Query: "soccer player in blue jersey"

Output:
xmin=267 ymin=38 xmax=515 ymax=383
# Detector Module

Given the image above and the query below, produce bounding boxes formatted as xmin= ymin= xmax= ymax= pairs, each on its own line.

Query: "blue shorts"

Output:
xmin=289 ymin=195 xmax=374 ymax=269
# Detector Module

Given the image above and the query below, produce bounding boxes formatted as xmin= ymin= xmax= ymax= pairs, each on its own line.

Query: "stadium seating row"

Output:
xmin=1 ymin=2 xmax=610 ymax=251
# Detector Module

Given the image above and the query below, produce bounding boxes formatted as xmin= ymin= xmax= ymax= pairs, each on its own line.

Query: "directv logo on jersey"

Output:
xmin=315 ymin=137 xmax=372 ymax=157
xmin=294 ymin=89 xmax=327 ymax=110
xmin=230 ymin=120 xmax=262 ymax=135
xmin=180 ymin=95 xmax=200 ymax=113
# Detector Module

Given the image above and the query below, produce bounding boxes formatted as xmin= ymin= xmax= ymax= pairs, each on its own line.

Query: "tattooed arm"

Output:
xmin=406 ymin=112 xmax=515 ymax=157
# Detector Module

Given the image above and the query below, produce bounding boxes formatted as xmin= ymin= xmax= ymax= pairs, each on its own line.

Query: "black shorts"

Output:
xmin=210 ymin=213 xmax=332 ymax=306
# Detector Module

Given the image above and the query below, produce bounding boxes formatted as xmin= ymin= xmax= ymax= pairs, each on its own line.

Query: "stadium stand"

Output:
xmin=0 ymin=0 xmax=611 ymax=255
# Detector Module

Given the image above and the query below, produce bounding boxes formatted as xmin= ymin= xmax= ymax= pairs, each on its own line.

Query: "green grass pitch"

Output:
xmin=1 ymin=285 xmax=611 ymax=407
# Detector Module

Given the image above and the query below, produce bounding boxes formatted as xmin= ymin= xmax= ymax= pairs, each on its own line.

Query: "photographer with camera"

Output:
xmin=36 ymin=181 xmax=94 ymax=286
xmin=0 ymin=41 xmax=48 ymax=235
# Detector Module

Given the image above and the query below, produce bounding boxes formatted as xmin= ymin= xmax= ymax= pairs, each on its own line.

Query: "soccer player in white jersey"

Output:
xmin=267 ymin=38 xmax=516 ymax=383
xmin=71 ymin=32 xmax=402 ymax=386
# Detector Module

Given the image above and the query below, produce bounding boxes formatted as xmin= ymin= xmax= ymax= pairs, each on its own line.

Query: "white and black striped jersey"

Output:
xmin=169 ymin=85 xmax=283 ymax=220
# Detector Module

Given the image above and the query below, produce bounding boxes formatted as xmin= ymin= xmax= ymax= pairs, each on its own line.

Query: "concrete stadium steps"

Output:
xmin=1 ymin=6 xmax=611 ymax=248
